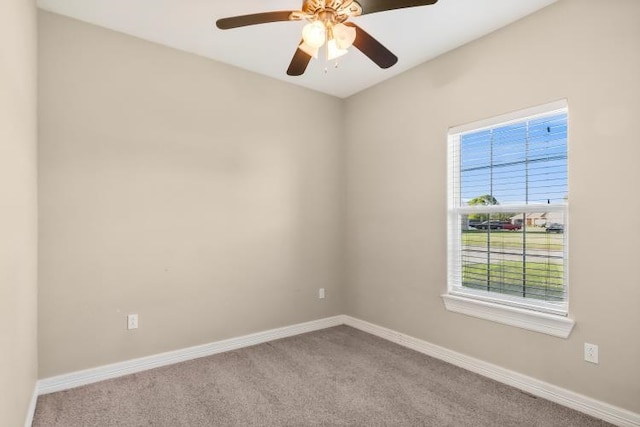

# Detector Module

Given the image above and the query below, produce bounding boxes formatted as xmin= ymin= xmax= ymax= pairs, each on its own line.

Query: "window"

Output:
xmin=443 ymin=101 xmax=574 ymax=338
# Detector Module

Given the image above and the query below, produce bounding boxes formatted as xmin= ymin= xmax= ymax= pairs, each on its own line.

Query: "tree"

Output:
xmin=467 ymin=194 xmax=514 ymax=222
xmin=468 ymin=194 xmax=498 ymax=207
xmin=468 ymin=195 xmax=498 ymax=221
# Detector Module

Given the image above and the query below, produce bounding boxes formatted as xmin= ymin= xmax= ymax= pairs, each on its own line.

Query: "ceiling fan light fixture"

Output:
xmin=327 ymin=39 xmax=348 ymax=61
xmin=302 ymin=21 xmax=326 ymax=48
xmin=298 ymin=41 xmax=319 ymax=59
xmin=216 ymin=0 xmax=437 ymax=76
xmin=333 ymin=23 xmax=356 ymax=49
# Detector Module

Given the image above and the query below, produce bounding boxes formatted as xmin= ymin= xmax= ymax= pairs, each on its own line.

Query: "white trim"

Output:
xmin=447 ymin=286 xmax=567 ymax=316
xmin=449 ymin=99 xmax=568 ymax=135
xmin=24 ymin=383 xmax=38 ymax=427
xmin=447 ymin=101 xmax=571 ymax=321
xmin=342 ymin=315 xmax=638 ymax=427
xmin=32 ymin=314 xmax=638 ymax=426
xmin=37 ymin=315 xmax=344 ymax=395
xmin=441 ymin=294 xmax=574 ymax=338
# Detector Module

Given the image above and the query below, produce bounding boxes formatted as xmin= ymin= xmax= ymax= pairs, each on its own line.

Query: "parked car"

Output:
xmin=467 ymin=220 xmax=482 ymax=229
xmin=475 ymin=221 xmax=498 ymax=230
xmin=545 ymin=223 xmax=564 ymax=233
xmin=501 ymin=222 xmax=522 ymax=231
xmin=475 ymin=220 xmax=521 ymax=230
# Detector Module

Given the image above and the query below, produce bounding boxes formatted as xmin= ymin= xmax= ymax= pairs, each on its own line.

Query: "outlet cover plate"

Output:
xmin=127 ymin=314 xmax=139 ymax=330
xmin=584 ymin=343 xmax=598 ymax=364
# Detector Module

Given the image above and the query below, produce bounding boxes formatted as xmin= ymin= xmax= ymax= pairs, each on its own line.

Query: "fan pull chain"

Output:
xmin=321 ymin=29 xmax=341 ymax=75
xmin=324 ymin=40 xmax=329 ymax=74
xmin=323 ymin=62 xmax=340 ymax=74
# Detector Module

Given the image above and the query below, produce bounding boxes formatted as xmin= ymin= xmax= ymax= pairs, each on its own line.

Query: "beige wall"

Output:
xmin=344 ymin=0 xmax=640 ymax=414
xmin=37 ymin=0 xmax=640 ymax=416
xmin=0 ymin=0 xmax=39 ymax=426
xmin=38 ymin=12 xmax=345 ymax=378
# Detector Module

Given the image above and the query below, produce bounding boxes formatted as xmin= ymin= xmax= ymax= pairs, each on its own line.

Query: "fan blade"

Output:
xmin=287 ymin=42 xmax=312 ymax=76
xmin=344 ymin=22 xmax=398 ymax=69
xmin=357 ymin=0 xmax=438 ymax=15
xmin=216 ymin=11 xmax=297 ymax=29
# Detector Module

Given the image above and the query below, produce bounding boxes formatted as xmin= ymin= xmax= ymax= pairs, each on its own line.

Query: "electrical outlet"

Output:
xmin=127 ymin=314 xmax=139 ymax=330
xmin=319 ymin=288 xmax=325 ymax=299
xmin=584 ymin=343 xmax=598 ymax=364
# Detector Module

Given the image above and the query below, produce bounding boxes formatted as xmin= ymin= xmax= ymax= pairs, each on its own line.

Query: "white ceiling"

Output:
xmin=36 ymin=0 xmax=558 ymax=98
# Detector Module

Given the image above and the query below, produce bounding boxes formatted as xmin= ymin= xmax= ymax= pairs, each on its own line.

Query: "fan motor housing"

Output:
xmin=301 ymin=0 xmax=362 ymax=22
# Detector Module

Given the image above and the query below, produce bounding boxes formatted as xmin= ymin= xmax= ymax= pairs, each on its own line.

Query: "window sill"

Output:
xmin=441 ymin=294 xmax=575 ymax=338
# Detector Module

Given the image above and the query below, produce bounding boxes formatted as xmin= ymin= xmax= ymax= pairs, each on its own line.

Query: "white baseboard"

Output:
xmin=34 ymin=314 xmax=639 ymax=427
xmin=24 ymin=383 xmax=38 ymax=427
xmin=342 ymin=315 xmax=640 ymax=427
xmin=37 ymin=315 xmax=344 ymax=395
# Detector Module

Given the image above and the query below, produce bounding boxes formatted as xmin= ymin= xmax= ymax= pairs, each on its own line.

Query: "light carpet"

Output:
xmin=33 ymin=325 xmax=612 ymax=426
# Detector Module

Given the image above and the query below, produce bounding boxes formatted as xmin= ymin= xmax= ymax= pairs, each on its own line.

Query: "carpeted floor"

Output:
xmin=33 ymin=325 xmax=612 ymax=426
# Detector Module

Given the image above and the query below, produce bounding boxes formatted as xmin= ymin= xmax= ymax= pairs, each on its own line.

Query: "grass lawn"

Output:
xmin=463 ymin=260 xmax=564 ymax=301
xmin=462 ymin=230 xmax=563 ymax=251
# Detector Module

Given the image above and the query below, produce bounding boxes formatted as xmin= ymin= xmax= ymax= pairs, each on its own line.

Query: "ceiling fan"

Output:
xmin=216 ymin=0 xmax=439 ymax=76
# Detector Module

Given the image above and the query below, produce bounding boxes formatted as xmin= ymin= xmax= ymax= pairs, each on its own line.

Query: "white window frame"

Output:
xmin=442 ymin=100 xmax=575 ymax=338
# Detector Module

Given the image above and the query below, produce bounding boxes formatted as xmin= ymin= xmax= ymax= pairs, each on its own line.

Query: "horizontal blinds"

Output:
xmin=448 ymin=212 xmax=567 ymax=310
xmin=448 ymin=104 xmax=568 ymax=314
xmin=451 ymin=111 xmax=568 ymax=206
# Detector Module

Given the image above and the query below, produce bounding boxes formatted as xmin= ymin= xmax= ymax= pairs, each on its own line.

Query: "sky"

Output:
xmin=459 ymin=112 xmax=568 ymax=206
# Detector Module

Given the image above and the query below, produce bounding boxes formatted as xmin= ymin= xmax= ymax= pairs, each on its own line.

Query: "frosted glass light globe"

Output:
xmin=302 ymin=21 xmax=326 ymax=49
xmin=333 ymin=23 xmax=356 ymax=49
xmin=327 ymin=39 xmax=348 ymax=60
